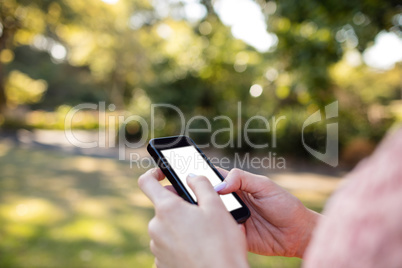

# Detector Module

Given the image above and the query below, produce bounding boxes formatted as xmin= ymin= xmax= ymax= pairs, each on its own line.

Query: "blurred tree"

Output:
xmin=0 ymin=0 xmax=156 ymax=113
xmin=0 ymin=0 xmax=74 ymax=113
xmin=257 ymin=0 xmax=402 ymax=105
xmin=143 ymin=13 xmax=267 ymax=145
xmin=0 ymin=0 xmax=401 ymax=157
xmin=239 ymin=0 xmax=402 ymax=156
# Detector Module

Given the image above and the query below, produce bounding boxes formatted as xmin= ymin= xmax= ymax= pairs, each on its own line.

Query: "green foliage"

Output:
xmin=146 ymin=15 xmax=263 ymax=112
xmin=262 ymin=0 xmax=401 ymax=105
xmin=0 ymin=0 xmax=401 ymax=155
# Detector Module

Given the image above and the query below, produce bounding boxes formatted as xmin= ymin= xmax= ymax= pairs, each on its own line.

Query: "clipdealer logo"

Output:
xmin=63 ymin=101 xmax=339 ymax=168
xmin=302 ymin=101 xmax=339 ymax=167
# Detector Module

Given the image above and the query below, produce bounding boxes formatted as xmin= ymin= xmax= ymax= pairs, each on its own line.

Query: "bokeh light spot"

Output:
xmin=51 ymin=44 xmax=67 ymax=61
xmin=250 ymin=84 xmax=263 ymax=97
xmin=265 ymin=68 xmax=278 ymax=81
xmin=101 ymin=0 xmax=119 ymax=4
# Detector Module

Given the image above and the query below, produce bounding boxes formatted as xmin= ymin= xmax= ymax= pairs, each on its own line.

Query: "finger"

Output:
xmin=148 ymin=217 xmax=160 ymax=239
xmin=164 ymin=185 xmax=178 ymax=195
xmin=138 ymin=168 xmax=180 ymax=206
xmin=215 ymin=166 xmax=229 ymax=178
xmin=152 ymin=168 xmax=166 ymax=181
xmin=217 ymin=168 xmax=274 ymax=196
xmin=154 ymin=258 xmax=161 ymax=268
xmin=186 ymin=174 xmax=225 ymax=209
xmin=150 ymin=240 xmax=157 ymax=255
xmin=238 ymin=224 xmax=246 ymax=235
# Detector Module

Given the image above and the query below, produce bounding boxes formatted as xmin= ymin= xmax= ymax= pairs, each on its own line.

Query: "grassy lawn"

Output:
xmin=0 ymin=142 xmax=329 ymax=268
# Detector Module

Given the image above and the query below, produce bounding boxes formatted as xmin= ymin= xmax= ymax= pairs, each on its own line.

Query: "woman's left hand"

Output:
xmin=138 ymin=168 xmax=249 ymax=268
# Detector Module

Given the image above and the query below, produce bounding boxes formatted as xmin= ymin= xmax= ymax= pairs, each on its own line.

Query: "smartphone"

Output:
xmin=147 ymin=135 xmax=250 ymax=223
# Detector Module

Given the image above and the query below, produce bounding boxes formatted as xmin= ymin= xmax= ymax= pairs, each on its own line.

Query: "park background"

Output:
xmin=0 ymin=0 xmax=401 ymax=267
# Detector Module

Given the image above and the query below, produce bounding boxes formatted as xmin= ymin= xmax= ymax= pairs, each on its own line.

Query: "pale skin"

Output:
xmin=138 ymin=167 xmax=321 ymax=268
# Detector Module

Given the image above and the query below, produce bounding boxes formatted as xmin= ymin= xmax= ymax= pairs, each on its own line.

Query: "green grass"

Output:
xmin=0 ymin=142 xmax=317 ymax=268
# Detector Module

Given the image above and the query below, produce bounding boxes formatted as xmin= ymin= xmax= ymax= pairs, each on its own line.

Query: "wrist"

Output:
xmin=295 ymin=209 xmax=321 ymax=258
xmin=218 ymin=258 xmax=249 ymax=268
xmin=213 ymin=250 xmax=249 ymax=268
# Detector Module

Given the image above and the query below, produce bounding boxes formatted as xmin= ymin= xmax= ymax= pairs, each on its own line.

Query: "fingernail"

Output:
xmin=188 ymin=173 xmax=197 ymax=178
xmin=214 ymin=181 xmax=227 ymax=192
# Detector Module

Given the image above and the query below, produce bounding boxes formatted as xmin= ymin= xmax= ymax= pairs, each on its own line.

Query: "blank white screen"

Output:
xmin=161 ymin=146 xmax=242 ymax=212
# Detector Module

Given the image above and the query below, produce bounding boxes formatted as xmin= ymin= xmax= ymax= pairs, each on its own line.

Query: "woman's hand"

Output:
xmin=138 ymin=168 xmax=249 ymax=268
xmin=216 ymin=168 xmax=320 ymax=258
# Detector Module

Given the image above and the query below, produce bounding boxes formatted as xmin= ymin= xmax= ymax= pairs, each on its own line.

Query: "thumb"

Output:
xmin=186 ymin=174 xmax=225 ymax=209
xmin=216 ymin=168 xmax=273 ymax=196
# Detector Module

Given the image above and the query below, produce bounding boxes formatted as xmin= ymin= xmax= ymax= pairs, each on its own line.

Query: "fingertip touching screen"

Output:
xmin=160 ymin=146 xmax=242 ymax=212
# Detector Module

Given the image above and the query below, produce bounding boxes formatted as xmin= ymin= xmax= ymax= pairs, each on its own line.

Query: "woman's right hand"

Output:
xmin=216 ymin=168 xmax=321 ymax=258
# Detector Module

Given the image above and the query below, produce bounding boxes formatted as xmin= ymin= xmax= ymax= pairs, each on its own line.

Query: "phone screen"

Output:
xmin=160 ymin=145 xmax=242 ymax=212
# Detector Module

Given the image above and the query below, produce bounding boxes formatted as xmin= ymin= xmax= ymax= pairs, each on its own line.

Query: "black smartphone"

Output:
xmin=147 ymin=135 xmax=250 ymax=223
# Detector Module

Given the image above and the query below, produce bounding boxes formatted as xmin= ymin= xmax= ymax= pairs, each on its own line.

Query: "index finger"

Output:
xmin=215 ymin=166 xmax=229 ymax=178
xmin=138 ymin=168 xmax=180 ymax=206
xmin=186 ymin=175 xmax=226 ymax=210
